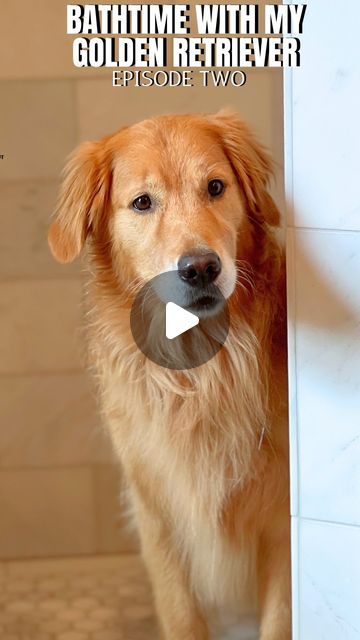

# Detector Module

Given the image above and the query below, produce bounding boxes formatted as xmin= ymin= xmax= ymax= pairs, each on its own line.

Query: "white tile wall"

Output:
xmin=294 ymin=230 xmax=360 ymax=526
xmin=299 ymin=519 xmax=360 ymax=640
xmin=285 ymin=0 xmax=360 ymax=638
xmin=291 ymin=1 xmax=360 ymax=231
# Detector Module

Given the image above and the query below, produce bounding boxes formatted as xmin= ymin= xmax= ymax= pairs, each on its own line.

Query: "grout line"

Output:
xmin=0 ymin=369 xmax=85 ymax=379
xmin=90 ymin=465 xmax=101 ymax=555
xmin=0 ymin=274 xmax=83 ymax=284
xmin=283 ymin=67 xmax=294 ymax=224
xmin=286 ymin=228 xmax=299 ymax=518
xmin=0 ymin=176 xmax=60 ymax=185
xmin=291 ymin=517 xmax=300 ymax=640
xmin=286 ymin=225 xmax=360 ymax=234
xmin=1 ymin=550 xmax=139 ymax=564
xmin=71 ymin=75 xmax=81 ymax=145
xmin=283 ymin=67 xmax=300 ymax=515
xmin=0 ymin=463 xmax=116 ymax=473
xmin=299 ymin=515 xmax=360 ymax=530
xmin=284 ymin=62 xmax=301 ymax=640
xmin=0 ymin=175 xmax=63 ymax=183
xmin=0 ymin=74 xmax=110 ymax=84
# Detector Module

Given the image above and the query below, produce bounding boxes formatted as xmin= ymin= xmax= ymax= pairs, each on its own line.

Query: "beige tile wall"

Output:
xmin=0 ymin=374 xmax=111 ymax=468
xmin=0 ymin=1 xmax=283 ymax=558
xmin=1 ymin=81 xmax=76 ymax=180
xmin=0 ymin=468 xmax=96 ymax=558
xmin=0 ymin=179 xmax=73 ymax=279
xmin=0 ymin=75 xmax=125 ymax=557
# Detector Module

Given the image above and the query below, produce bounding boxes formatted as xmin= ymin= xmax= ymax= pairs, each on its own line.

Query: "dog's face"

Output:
xmin=110 ymin=117 xmax=245 ymax=314
xmin=48 ymin=111 xmax=279 ymax=312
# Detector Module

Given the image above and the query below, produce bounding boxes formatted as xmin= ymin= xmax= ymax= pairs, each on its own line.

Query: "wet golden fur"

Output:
xmin=48 ymin=111 xmax=290 ymax=639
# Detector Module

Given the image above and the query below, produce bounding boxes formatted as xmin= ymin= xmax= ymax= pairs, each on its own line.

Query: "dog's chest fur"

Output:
xmin=98 ymin=323 xmax=281 ymax=610
xmin=88 ymin=250 xmax=287 ymax=611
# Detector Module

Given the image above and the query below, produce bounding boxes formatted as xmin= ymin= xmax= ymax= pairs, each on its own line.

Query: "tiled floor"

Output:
xmin=0 ymin=555 xmax=258 ymax=640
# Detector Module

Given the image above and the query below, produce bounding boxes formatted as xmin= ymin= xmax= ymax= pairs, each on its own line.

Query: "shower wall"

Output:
xmin=285 ymin=1 xmax=360 ymax=638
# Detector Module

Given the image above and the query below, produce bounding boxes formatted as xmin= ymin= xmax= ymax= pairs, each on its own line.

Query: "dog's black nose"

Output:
xmin=177 ymin=251 xmax=222 ymax=287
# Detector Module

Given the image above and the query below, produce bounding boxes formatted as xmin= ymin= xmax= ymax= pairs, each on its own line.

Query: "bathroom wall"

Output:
xmin=0 ymin=0 xmax=283 ymax=558
xmin=285 ymin=1 xmax=360 ymax=638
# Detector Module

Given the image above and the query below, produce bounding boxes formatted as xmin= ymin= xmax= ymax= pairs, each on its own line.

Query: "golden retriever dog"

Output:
xmin=48 ymin=110 xmax=290 ymax=640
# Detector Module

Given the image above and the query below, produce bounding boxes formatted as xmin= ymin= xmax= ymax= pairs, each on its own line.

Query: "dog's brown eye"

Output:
xmin=133 ymin=194 xmax=152 ymax=211
xmin=208 ymin=179 xmax=224 ymax=197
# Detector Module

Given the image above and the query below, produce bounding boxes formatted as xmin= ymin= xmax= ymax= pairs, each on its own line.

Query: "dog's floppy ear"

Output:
xmin=48 ymin=139 xmax=112 ymax=263
xmin=210 ymin=110 xmax=280 ymax=227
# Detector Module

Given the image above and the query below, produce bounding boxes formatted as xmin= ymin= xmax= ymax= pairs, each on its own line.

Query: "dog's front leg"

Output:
xmin=134 ymin=493 xmax=209 ymax=640
xmin=257 ymin=507 xmax=292 ymax=640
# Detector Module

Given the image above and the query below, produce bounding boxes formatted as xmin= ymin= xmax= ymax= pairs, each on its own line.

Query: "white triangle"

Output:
xmin=165 ymin=302 xmax=199 ymax=340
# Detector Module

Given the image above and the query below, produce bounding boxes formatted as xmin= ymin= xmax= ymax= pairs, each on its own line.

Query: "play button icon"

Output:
xmin=165 ymin=302 xmax=199 ymax=340
xmin=130 ymin=270 xmax=230 ymax=370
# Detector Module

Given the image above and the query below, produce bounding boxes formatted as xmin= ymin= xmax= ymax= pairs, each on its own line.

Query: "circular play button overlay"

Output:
xmin=130 ymin=271 xmax=230 ymax=370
